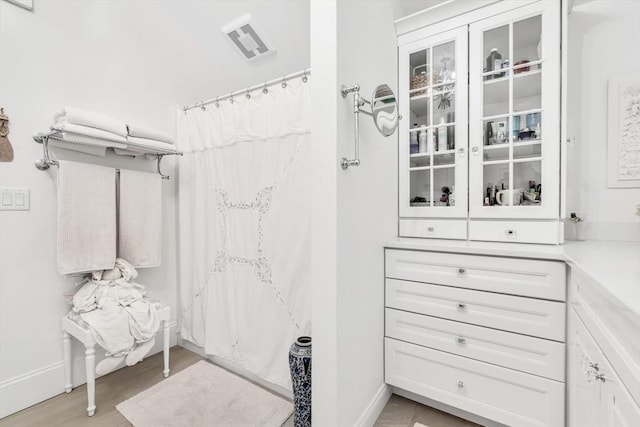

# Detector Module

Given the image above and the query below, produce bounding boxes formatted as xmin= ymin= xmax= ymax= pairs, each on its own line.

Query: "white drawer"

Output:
xmin=385 ymin=249 xmax=566 ymax=301
xmin=385 ymin=308 xmax=565 ymax=381
xmin=399 ymin=218 xmax=467 ymax=240
xmin=385 ymin=338 xmax=565 ymax=427
xmin=386 ymin=279 xmax=566 ymax=341
xmin=468 ymin=220 xmax=564 ymax=244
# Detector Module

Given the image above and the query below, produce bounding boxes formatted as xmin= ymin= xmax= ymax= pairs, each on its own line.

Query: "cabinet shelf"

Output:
xmin=484 ymin=139 xmax=542 ymax=150
xmin=483 ymin=69 xmax=542 ymax=105
xmin=409 ymin=164 xmax=456 ymax=172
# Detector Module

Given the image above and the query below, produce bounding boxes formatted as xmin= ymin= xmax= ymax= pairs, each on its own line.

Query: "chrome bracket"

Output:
xmin=34 ymin=132 xmax=59 ymax=170
xmin=156 ymin=152 xmax=183 ymax=180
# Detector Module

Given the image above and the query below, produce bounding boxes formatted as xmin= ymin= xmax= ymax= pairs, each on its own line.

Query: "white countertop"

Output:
xmin=385 ymin=238 xmax=640 ymax=316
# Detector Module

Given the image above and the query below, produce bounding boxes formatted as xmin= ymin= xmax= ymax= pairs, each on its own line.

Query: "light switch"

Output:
xmin=0 ymin=188 xmax=30 ymax=211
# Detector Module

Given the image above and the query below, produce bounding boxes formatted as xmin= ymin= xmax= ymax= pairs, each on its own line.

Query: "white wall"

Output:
xmin=566 ymin=0 xmax=640 ymax=241
xmin=0 ymin=0 xmax=309 ymax=417
xmin=311 ymin=1 xmax=398 ymax=425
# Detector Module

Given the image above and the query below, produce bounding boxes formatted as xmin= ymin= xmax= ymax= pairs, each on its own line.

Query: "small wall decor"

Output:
xmin=608 ymin=74 xmax=640 ymax=188
xmin=0 ymin=108 xmax=14 ymax=162
xmin=2 ymin=0 xmax=33 ymax=11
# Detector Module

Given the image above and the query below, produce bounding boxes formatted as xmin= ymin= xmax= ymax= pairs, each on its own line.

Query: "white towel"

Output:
xmin=50 ymin=138 xmax=107 ymax=157
xmin=57 ymin=161 xmax=117 ymax=275
xmin=52 ymin=123 xmax=128 ymax=147
xmin=55 ymin=107 xmax=128 ymax=136
xmin=125 ymin=136 xmax=176 ymax=154
xmin=118 ymin=169 xmax=162 ymax=268
xmin=127 ymin=124 xmax=175 ymax=145
xmin=113 ymin=148 xmax=141 ymax=157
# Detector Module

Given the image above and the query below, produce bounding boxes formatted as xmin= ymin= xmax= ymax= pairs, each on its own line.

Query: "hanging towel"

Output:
xmin=52 ymin=123 xmax=128 ymax=146
xmin=57 ymin=161 xmax=117 ymax=275
xmin=55 ymin=107 xmax=128 ymax=136
xmin=118 ymin=169 xmax=162 ymax=268
xmin=50 ymin=139 xmax=107 ymax=157
xmin=125 ymin=136 xmax=176 ymax=154
xmin=127 ymin=124 xmax=175 ymax=145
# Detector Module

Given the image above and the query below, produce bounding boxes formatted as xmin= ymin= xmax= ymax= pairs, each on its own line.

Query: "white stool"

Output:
xmin=61 ymin=305 xmax=171 ymax=416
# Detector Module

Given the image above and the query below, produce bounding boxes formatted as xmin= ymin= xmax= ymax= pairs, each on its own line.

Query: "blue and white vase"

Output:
xmin=289 ymin=336 xmax=311 ymax=427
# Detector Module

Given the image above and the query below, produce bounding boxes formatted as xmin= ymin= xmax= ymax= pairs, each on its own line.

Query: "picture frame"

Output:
xmin=607 ymin=73 xmax=640 ymax=188
xmin=2 ymin=0 xmax=33 ymax=11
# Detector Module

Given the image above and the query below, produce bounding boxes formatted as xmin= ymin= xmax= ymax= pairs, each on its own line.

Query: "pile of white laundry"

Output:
xmin=71 ymin=258 xmax=159 ymax=375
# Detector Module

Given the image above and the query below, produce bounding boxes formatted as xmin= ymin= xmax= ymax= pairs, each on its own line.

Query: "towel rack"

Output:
xmin=33 ymin=129 xmax=183 ymax=180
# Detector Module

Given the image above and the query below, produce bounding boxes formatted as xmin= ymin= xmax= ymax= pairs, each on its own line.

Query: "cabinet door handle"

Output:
xmin=457 ymin=381 xmax=465 ymax=389
xmin=457 ymin=148 xmax=465 ymax=156
xmin=471 ymin=146 xmax=479 ymax=154
xmin=455 ymin=336 xmax=466 ymax=345
xmin=457 ymin=268 xmax=467 ymax=276
xmin=427 ymin=226 xmax=435 ymax=232
xmin=456 ymin=303 xmax=467 ymax=312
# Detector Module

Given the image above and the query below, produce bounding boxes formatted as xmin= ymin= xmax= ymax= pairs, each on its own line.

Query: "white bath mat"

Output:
xmin=116 ymin=360 xmax=292 ymax=427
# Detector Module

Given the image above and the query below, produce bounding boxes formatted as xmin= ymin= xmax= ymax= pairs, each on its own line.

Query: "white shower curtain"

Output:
xmin=177 ymin=79 xmax=311 ymax=389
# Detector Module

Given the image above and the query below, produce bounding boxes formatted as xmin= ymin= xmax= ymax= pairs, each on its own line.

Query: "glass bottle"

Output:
xmin=410 ymin=124 xmax=419 ymax=154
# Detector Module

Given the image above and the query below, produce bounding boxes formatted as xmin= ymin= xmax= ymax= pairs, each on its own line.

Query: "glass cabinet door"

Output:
xmin=399 ymin=26 xmax=468 ymax=218
xmin=469 ymin=2 xmax=560 ymax=219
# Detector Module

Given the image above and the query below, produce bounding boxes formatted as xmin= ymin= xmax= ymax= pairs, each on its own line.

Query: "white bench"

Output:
xmin=61 ymin=304 xmax=171 ymax=416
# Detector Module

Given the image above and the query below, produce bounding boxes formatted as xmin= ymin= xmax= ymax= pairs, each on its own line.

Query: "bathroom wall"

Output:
xmin=0 ymin=0 xmax=309 ymax=417
xmin=311 ymin=1 xmax=398 ymax=425
xmin=566 ymin=0 xmax=640 ymax=241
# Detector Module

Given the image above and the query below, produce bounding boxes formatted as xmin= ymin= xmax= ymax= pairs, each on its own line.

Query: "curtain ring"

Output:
xmin=200 ymin=101 xmax=206 ymax=111
xmin=230 ymin=95 xmax=234 ymax=104
xmin=302 ymin=69 xmax=308 ymax=83
xmin=263 ymin=82 xmax=268 ymax=94
xmin=215 ymin=97 xmax=220 ymax=108
xmin=246 ymin=87 xmax=251 ymax=99
xmin=281 ymin=76 xmax=287 ymax=88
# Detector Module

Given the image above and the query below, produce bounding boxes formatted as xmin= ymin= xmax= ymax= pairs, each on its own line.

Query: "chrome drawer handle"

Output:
xmin=505 ymin=229 xmax=517 ymax=237
xmin=427 ymin=226 xmax=435 ymax=232
xmin=457 ymin=268 xmax=466 ymax=276
xmin=457 ymin=381 xmax=464 ymax=389
xmin=456 ymin=303 xmax=467 ymax=312
xmin=455 ymin=336 xmax=466 ymax=345
xmin=471 ymin=146 xmax=479 ymax=154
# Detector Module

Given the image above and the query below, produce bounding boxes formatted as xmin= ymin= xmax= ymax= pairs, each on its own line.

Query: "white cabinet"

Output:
xmin=397 ymin=0 xmax=564 ymax=244
xmin=384 ymin=248 xmax=566 ymax=426
xmin=568 ymin=309 xmax=640 ymax=427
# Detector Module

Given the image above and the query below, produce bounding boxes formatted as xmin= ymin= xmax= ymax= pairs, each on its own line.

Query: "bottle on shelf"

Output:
xmin=485 ymin=121 xmax=494 ymax=145
xmin=410 ymin=124 xmax=419 ymax=154
xmin=438 ymin=118 xmax=447 ymax=151
xmin=419 ymin=127 xmax=428 ymax=153
xmin=486 ymin=48 xmax=502 ymax=79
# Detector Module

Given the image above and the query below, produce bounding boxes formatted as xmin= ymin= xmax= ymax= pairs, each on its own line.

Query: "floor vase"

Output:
xmin=289 ymin=336 xmax=311 ymax=427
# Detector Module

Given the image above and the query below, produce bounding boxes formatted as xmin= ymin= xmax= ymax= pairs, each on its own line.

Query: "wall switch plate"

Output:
xmin=0 ymin=188 xmax=30 ymax=211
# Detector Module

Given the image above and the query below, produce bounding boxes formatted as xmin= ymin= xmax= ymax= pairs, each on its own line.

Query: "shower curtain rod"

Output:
xmin=182 ymin=67 xmax=311 ymax=112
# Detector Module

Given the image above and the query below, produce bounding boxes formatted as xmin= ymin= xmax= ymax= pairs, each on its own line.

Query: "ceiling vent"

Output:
xmin=222 ymin=14 xmax=275 ymax=61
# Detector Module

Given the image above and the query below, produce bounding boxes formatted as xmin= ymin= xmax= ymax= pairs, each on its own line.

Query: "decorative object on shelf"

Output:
xmin=607 ymin=73 xmax=640 ymax=188
xmin=518 ymin=128 xmax=535 ymax=141
xmin=289 ymin=336 xmax=311 ymax=427
xmin=0 ymin=108 xmax=14 ymax=162
xmin=419 ymin=126 xmax=428 ymax=153
xmin=436 ymin=57 xmax=455 ymax=110
xmin=514 ymin=60 xmax=530 ymax=74
xmin=437 ymin=117 xmax=448 ymax=151
xmin=485 ymin=120 xmax=494 ymax=145
xmin=486 ymin=48 xmax=503 ymax=79
xmin=496 ymin=188 xmax=523 ymax=206
xmin=410 ymin=124 xmax=419 ymax=154
xmin=411 ymin=64 xmax=429 ymax=97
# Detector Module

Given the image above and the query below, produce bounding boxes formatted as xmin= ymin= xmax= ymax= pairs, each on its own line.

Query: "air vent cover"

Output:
xmin=222 ymin=14 xmax=275 ymax=61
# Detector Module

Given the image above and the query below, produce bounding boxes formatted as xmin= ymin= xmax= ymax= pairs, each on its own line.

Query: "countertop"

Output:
xmin=385 ymin=238 xmax=640 ymax=316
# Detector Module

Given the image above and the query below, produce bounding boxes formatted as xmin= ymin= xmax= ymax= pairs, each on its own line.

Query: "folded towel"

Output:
xmin=118 ymin=169 xmax=162 ymax=268
xmin=57 ymin=160 xmax=117 ymax=275
xmin=127 ymin=124 xmax=175 ymax=145
xmin=53 ymin=123 xmax=128 ymax=147
xmin=126 ymin=136 xmax=176 ymax=154
xmin=50 ymin=138 xmax=107 ymax=157
xmin=55 ymin=107 xmax=128 ymax=136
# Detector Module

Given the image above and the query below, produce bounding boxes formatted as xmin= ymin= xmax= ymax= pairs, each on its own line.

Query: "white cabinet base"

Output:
xmin=385 ymin=338 xmax=565 ymax=427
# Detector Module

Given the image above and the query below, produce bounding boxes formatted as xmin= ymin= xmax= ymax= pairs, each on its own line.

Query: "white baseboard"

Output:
xmin=1 ymin=331 xmax=177 ymax=419
xmin=355 ymin=384 xmax=392 ymax=427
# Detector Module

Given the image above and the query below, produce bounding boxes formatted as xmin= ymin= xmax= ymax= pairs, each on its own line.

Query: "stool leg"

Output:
xmin=163 ymin=320 xmax=170 ymax=378
xmin=62 ymin=331 xmax=72 ymax=393
xmin=84 ymin=346 xmax=96 ymax=416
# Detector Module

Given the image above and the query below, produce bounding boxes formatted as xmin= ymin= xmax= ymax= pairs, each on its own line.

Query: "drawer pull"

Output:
xmin=455 ymin=336 xmax=466 ymax=345
xmin=456 ymin=303 xmax=467 ymax=312
xmin=505 ymin=229 xmax=517 ymax=238
xmin=427 ymin=226 xmax=435 ymax=232
xmin=457 ymin=381 xmax=465 ymax=389
xmin=457 ymin=268 xmax=467 ymax=276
